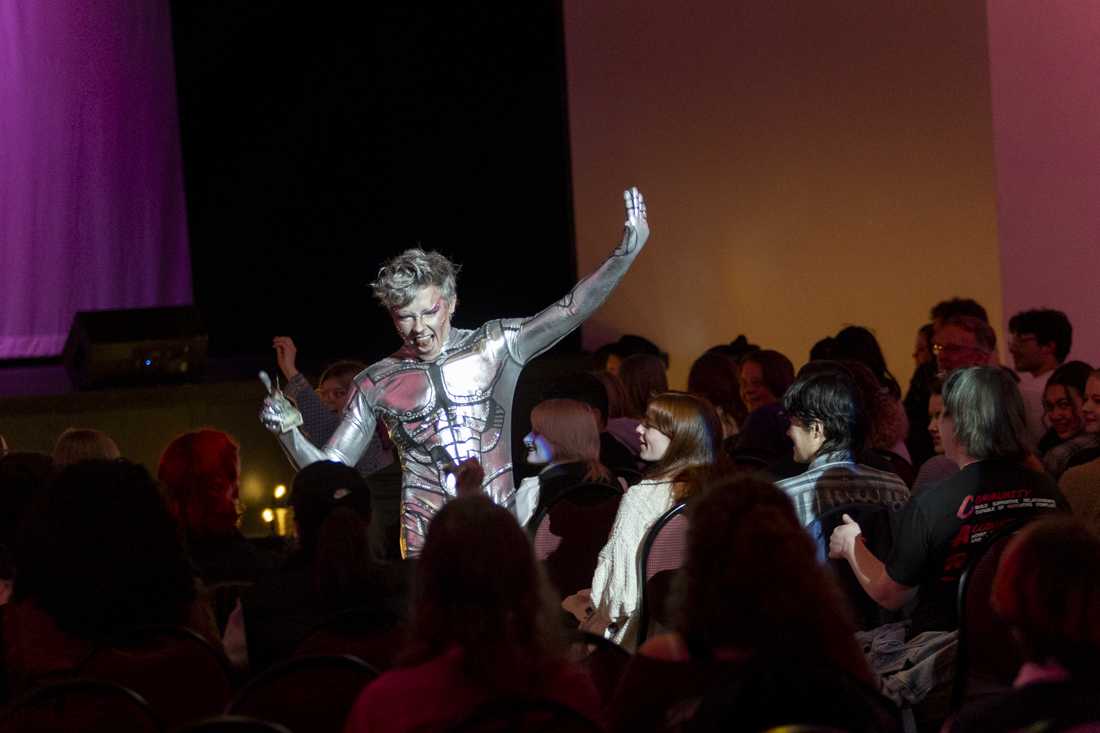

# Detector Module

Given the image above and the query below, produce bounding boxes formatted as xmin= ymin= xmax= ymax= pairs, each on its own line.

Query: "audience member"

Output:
xmin=563 ymin=392 xmax=722 ymax=649
xmin=609 ymin=475 xmax=894 ymax=733
xmin=545 ymin=370 xmax=639 ymax=473
xmin=1058 ymin=369 xmax=1100 ymax=532
xmin=158 ymin=429 xmax=277 ymax=584
xmin=904 ymin=323 xmax=939 ymax=467
xmin=344 ymin=496 xmax=601 ymax=733
xmin=932 ymin=315 xmax=997 ymax=376
xmin=831 ymin=325 xmax=903 ymax=400
xmin=515 ymin=398 xmax=617 ymax=521
xmin=614 ymin=352 xmax=669 ymax=452
xmin=948 ymin=517 xmax=1100 ymax=732
xmin=4 ymin=460 xmax=213 ymax=694
xmin=841 ymin=360 xmax=912 ymax=466
xmin=687 ymin=349 xmax=746 ymax=438
xmin=1039 ymin=361 xmax=1098 ymax=479
xmin=51 ymin=427 xmax=120 ymax=466
xmin=732 ymin=349 xmax=798 ymax=474
xmin=229 ymin=461 xmax=408 ymax=673
xmin=829 ymin=366 xmax=1067 ymax=709
xmin=929 ymin=297 xmax=989 ymax=327
xmin=593 ymin=334 xmax=669 ymax=376
xmin=273 ymin=336 xmax=400 ymax=558
xmin=0 ymin=451 xmax=53 ymax=606
xmin=1008 ymin=309 xmax=1073 ymax=442
xmin=910 ymin=378 xmax=959 ymax=494
xmin=776 ymin=364 xmax=909 ymax=528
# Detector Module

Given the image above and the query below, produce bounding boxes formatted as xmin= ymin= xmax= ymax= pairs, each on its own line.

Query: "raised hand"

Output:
xmin=272 ymin=336 xmax=300 ymax=381
xmin=617 ymin=186 xmax=649 ymax=255
xmin=258 ymin=370 xmax=304 ymax=434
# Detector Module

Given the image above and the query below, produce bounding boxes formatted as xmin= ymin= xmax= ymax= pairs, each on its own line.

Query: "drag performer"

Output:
xmin=261 ymin=188 xmax=649 ymax=556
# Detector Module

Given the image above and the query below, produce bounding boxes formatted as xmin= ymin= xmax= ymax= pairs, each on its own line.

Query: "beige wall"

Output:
xmin=565 ymin=0 xmax=1003 ymax=387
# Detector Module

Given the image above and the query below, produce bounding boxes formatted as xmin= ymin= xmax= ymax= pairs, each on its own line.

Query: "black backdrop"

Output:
xmin=170 ymin=2 xmax=580 ymax=374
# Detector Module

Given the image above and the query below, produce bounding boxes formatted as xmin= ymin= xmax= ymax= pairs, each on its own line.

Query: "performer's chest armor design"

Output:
xmin=370 ymin=333 xmax=506 ymax=467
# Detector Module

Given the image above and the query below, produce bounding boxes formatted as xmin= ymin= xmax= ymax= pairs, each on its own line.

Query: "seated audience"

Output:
xmin=593 ymin=334 xmax=669 ymax=377
xmin=948 ymin=516 xmax=1100 ymax=732
xmin=273 ymin=336 xmax=400 ymax=558
xmin=51 ymin=427 xmax=120 ymax=466
xmin=930 ymin=297 xmax=989 ymax=328
xmin=932 ymin=315 xmax=998 ymax=376
xmin=4 ymin=460 xmax=212 ymax=694
xmin=343 ymin=496 xmax=600 ymax=733
xmin=829 ymin=366 xmax=1067 ymax=709
xmin=614 ymin=353 xmax=669 ymax=453
xmin=229 ymin=461 xmax=408 ymax=672
xmin=829 ymin=327 xmax=911 ymax=462
xmin=563 ymin=392 xmax=722 ymax=649
xmin=1039 ymin=361 xmax=1098 ymax=479
xmin=1058 ymin=369 xmax=1100 ymax=531
xmin=687 ymin=349 xmax=746 ymax=440
xmin=515 ymin=398 xmax=618 ymax=521
xmin=903 ymin=323 xmax=938 ymax=467
xmin=158 ymin=429 xmax=277 ymax=584
xmin=1008 ymin=308 xmax=1073 ymax=443
xmin=0 ymin=451 xmax=53 ymax=606
xmin=776 ymin=364 xmax=909 ymax=529
xmin=731 ymin=349 xmax=798 ymax=474
xmin=911 ymin=378 xmax=959 ymax=494
xmin=609 ymin=475 xmax=894 ymax=733
xmin=546 ymin=371 xmax=639 ymax=473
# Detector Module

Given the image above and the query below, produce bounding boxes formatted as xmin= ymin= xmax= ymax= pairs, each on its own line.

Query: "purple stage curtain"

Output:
xmin=0 ymin=0 xmax=192 ymax=359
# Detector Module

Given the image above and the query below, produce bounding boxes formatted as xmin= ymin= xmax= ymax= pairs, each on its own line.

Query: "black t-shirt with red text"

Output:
xmin=885 ymin=459 xmax=1067 ymax=636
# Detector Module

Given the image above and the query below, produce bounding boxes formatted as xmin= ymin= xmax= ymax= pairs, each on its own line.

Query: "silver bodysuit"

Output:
xmin=268 ymin=223 xmax=646 ymax=556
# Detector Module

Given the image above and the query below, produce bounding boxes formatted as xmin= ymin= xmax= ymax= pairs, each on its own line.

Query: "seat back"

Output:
xmin=951 ymin=519 xmax=1033 ymax=710
xmin=293 ymin=605 xmax=405 ymax=671
xmin=566 ymin=631 xmax=632 ymax=707
xmin=635 ymin=502 xmax=689 ymax=645
xmin=0 ymin=678 xmax=161 ymax=733
xmin=79 ymin=625 xmax=233 ymax=730
xmin=811 ymin=503 xmax=898 ymax=630
xmin=530 ymin=482 xmax=622 ymax=598
xmin=228 ymin=654 xmax=377 ymax=733
xmin=445 ymin=696 xmax=603 ymax=733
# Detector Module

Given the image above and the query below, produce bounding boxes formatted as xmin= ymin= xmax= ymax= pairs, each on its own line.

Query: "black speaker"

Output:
xmin=62 ymin=306 xmax=208 ymax=389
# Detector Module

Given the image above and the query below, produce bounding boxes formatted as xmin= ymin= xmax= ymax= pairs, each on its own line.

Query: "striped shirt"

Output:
xmin=777 ymin=450 xmax=910 ymax=527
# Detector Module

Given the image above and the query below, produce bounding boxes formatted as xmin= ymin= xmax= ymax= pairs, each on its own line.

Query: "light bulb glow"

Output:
xmin=261 ymin=508 xmax=275 ymax=523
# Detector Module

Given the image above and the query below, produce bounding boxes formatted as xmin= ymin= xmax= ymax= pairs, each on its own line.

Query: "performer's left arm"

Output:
xmin=509 ymin=187 xmax=650 ymax=365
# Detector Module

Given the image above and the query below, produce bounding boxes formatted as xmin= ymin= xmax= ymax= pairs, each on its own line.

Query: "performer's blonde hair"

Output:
xmin=371 ymin=248 xmax=459 ymax=309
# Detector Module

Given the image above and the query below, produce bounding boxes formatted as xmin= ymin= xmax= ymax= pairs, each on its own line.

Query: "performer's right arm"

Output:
xmin=262 ymin=377 xmax=377 ymax=469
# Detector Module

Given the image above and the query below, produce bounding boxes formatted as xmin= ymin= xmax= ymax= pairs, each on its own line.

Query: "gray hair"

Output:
xmin=942 ymin=315 xmax=997 ymax=353
xmin=370 ymin=248 xmax=459 ymax=309
xmin=942 ymin=366 xmax=1030 ymax=461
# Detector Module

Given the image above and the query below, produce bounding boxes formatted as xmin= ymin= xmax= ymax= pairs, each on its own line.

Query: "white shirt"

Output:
xmin=590 ymin=478 xmax=675 ymax=649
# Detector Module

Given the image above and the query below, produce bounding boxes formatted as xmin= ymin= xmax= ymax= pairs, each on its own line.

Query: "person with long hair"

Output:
xmin=1058 ymin=368 xmax=1100 ymax=532
xmin=4 ymin=460 xmax=210 ymax=695
xmin=344 ymin=496 xmax=600 ymax=732
xmin=516 ymin=398 xmax=616 ymax=521
xmin=688 ymin=349 xmax=747 ymax=439
xmin=731 ymin=349 xmax=799 ymax=475
xmin=609 ymin=475 xmax=890 ymax=732
xmin=158 ymin=429 xmax=274 ymax=583
xmin=830 ymin=366 xmax=1067 ymax=709
xmin=1038 ymin=361 xmax=1097 ymax=479
xmin=948 ymin=516 xmax=1100 ymax=732
xmin=564 ymin=392 xmax=722 ymax=649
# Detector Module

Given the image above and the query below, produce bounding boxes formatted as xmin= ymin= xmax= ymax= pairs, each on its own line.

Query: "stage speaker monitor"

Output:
xmin=62 ymin=306 xmax=208 ymax=389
